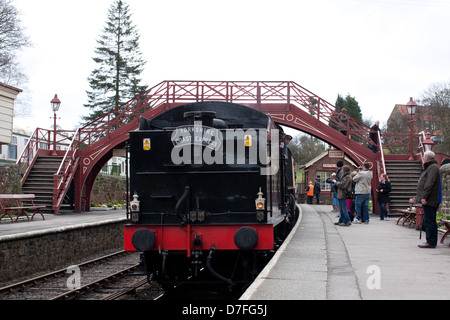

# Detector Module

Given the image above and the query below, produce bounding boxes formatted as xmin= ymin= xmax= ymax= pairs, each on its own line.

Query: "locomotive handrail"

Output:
xmin=175 ymin=186 xmax=190 ymax=224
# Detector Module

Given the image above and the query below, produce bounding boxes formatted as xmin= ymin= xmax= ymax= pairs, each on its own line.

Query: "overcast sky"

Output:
xmin=12 ymin=0 xmax=450 ymax=134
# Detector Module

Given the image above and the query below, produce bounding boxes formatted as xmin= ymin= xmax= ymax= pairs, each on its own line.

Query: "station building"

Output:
xmin=296 ymin=148 xmax=357 ymax=204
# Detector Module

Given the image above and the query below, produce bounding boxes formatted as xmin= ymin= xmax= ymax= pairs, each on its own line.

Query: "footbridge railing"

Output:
xmin=77 ymin=81 xmax=377 ymax=149
xmin=16 ymin=80 xmax=421 ymax=214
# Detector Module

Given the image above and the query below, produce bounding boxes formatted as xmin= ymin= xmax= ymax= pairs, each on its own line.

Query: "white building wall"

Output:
xmin=0 ymin=83 xmax=22 ymax=145
xmin=0 ymin=127 xmax=31 ymax=161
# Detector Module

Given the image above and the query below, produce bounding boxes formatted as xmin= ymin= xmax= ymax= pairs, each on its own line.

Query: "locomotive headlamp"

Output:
xmin=130 ymin=192 xmax=140 ymax=222
xmin=255 ymin=188 xmax=265 ymax=221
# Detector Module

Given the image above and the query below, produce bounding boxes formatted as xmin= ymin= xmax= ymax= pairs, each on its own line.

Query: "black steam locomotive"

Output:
xmin=124 ymin=101 xmax=298 ymax=289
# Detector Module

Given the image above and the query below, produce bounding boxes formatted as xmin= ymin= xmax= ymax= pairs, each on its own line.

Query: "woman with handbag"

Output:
xmin=333 ymin=165 xmax=353 ymax=226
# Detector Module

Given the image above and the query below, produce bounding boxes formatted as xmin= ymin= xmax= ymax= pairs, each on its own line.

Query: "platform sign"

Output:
xmin=143 ymin=138 xmax=151 ymax=151
xmin=329 ymin=150 xmax=344 ymax=158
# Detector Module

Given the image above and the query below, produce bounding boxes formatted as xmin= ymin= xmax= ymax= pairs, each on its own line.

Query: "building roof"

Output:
xmin=13 ymin=125 xmax=32 ymax=137
xmin=393 ymin=104 xmax=409 ymax=116
xmin=298 ymin=149 xmax=357 ymax=170
xmin=300 ymin=151 xmax=329 ymax=169
xmin=0 ymin=82 xmax=23 ymax=93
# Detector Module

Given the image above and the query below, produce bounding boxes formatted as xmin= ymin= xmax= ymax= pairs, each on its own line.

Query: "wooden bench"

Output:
xmin=395 ymin=203 xmax=423 ymax=230
xmin=0 ymin=194 xmax=46 ymax=223
xmin=440 ymin=220 xmax=450 ymax=246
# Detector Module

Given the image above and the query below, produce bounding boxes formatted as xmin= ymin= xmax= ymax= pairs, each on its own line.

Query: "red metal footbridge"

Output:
xmin=16 ymin=81 xmax=424 ymax=214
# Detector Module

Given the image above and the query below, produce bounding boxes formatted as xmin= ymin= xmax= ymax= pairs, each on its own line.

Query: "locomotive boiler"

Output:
xmin=123 ymin=101 xmax=298 ymax=290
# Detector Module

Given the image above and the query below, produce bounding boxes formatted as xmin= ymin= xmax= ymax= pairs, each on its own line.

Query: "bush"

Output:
xmin=437 ymin=212 xmax=450 ymax=229
xmin=0 ymin=163 xmax=22 ymax=207
xmin=90 ymin=173 xmax=127 ymax=207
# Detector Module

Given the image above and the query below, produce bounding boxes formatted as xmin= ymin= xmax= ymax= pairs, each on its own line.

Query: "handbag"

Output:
xmin=345 ymin=188 xmax=354 ymax=199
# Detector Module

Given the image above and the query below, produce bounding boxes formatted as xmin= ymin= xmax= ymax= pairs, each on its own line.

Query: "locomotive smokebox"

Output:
xmin=234 ymin=227 xmax=259 ymax=251
xmin=184 ymin=111 xmax=216 ymax=127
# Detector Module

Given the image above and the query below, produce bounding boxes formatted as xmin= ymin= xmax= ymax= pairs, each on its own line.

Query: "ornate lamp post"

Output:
xmin=422 ymin=132 xmax=435 ymax=152
xmin=50 ymin=94 xmax=61 ymax=156
xmin=406 ymin=97 xmax=417 ymax=160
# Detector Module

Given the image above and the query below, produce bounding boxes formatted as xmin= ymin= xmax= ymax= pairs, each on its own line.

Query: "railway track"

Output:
xmin=0 ymin=250 xmax=163 ymax=300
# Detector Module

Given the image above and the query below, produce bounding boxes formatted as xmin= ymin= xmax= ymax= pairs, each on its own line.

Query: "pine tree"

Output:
xmin=83 ymin=0 xmax=148 ymax=123
xmin=330 ymin=94 xmax=363 ymax=135
xmin=335 ymin=94 xmax=363 ymax=122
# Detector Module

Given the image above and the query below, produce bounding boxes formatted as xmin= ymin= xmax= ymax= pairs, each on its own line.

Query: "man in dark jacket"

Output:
xmin=369 ymin=121 xmax=380 ymax=153
xmin=314 ymin=177 xmax=321 ymax=204
xmin=413 ymin=151 xmax=441 ymax=248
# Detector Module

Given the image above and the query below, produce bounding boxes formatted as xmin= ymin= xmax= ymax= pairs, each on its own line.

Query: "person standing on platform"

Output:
xmin=353 ymin=163 xmax=373 ymax=224
xmin=334 ymin=161 xmax=344 ymax=216
xmin=314 ymin=177 xmax=321 ymax=204
xmin=376 ymin=174 xmax=391 ymax=221
xmin=326 ymin=173 xmax=339 ymax=216
xmin=336 ymin=160 xmax=344 ymax=180
xmin=347 ymin=178 xmax=356 ymax=222
xmin=306 ymin=181 xmax=314 ymax=205
xmin=333 ymin=165 xmax=352 ymax=226
xmin=413 ymin=151 xmax=441 ymax=248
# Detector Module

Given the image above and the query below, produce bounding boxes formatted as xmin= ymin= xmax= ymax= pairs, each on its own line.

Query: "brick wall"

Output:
xmin=303 ymin=155 xmax=357 ymax=205
xmin=0 ymin=221 xmax=126 ymax=284
xmin=440 ymin=164 xmax=450 ymax=215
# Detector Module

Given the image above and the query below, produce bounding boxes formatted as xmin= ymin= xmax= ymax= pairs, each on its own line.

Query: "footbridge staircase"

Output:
xmin=16 ymin=81 xmax=426 ymax=214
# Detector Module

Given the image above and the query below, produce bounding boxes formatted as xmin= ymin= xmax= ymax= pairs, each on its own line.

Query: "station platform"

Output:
xmin=2 ymin=205 xmax=450 ymax=300
xmin=241 ymin=204 xmax=450 ymax=300
xmin=0 ymin=208 xmax=127 ymax=242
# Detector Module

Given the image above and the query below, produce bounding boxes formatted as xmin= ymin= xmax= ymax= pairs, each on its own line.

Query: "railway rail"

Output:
xmin=0 ymin=250 xmax=162 ymax=300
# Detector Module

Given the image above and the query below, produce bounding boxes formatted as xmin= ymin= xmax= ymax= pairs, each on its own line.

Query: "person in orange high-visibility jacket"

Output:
xmin=306 ymin=181 xmax=314 ymax=204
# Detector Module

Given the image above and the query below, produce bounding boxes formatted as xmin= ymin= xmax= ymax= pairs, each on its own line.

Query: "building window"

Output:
xmin=316 ymin=171 xmax=331 ymax=191
xmin=8 ymin=139 xmax=17 ymax=159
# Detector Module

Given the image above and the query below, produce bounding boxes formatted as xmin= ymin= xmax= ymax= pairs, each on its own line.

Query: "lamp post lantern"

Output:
xmin=422 ymin=132 xmax=435 ymax=152
xmin=406 ymin=97 xmax=417 ymax=160
xmin=50 ymin=94 xmax=61 ymax=156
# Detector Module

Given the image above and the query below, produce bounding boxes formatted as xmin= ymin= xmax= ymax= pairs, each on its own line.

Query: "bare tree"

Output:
xmin=0 ymin=0 xmax=30 ymax=83
xmin=289 ymin=134 xmax=327 ymax=165
xmin=418 ymin=81 xmax=450 ymax=155
xmin=0 ymin=0 xmax=31 ymax=118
